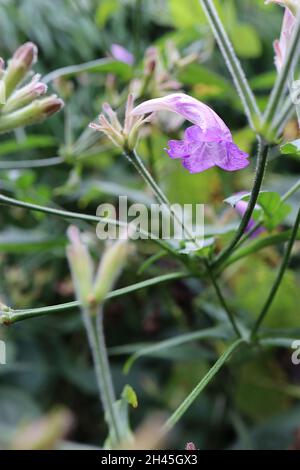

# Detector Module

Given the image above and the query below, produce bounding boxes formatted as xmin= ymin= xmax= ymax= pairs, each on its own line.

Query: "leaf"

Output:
xmin=96 ymin=0 xmax=119 ymax=27
xmin=43 ymin=58 xmax=133 ymax=83
xmin=281 ymin=139 xmax=300 ymax=155
xmin=168 ymin=0 xmax=206 ymax=29
xmin=178 ymin=64 xmax=232 ymax=99
xmin=0 ymin=135 xmax=57 ymax=156
xmin=234 ymin=356 xmax=291 ymax=422
xmin=230 ymin=23 xmax=262 ymax=58
xmin=225 ymin=229 xmax=300 ymax=267
xmin=249 ymin=71 xmax=276 ymax=91
xmin=225 ymin=191 xmax=292 ymax=230
xmin=122 ymin=385 xmax=138 ymax=409
xmin=0 ymin=228 xmax=66 ymax=253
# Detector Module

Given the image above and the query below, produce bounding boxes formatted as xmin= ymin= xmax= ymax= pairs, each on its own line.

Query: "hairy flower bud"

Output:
xmin=93 ymin=228 xmax=132 ymax=305
xmin=4 ymin=42 xmax=38 ymax=98
xmin=0 ymin=94 xmax=64 ymax=133
xmin=67 ymin=226 xmax=94 ymax=307
xmin=89 ymin=94 xmax=152 ymax=151
xmin=2 ymin=74 xmax=47 ymax=113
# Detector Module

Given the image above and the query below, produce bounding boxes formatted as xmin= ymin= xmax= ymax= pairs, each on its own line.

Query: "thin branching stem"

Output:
xmin=213 ymin=138 xmax=269 ymax=269
xmin=199 ymin=0 xmax=261 ymax=131
xmin=162 ymin=338 xmax=244 ymax=434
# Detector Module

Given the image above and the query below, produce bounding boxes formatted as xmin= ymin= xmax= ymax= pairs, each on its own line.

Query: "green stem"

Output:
xmin=82 ymin=307 xmax=122 ymax=447
xmin=0 ymin=156 xmax=63 ymax=170
xmin=0 ymin=192 xmax=173 ymax=253
xmin=199 ymin=0 xmax=261 ymax=131
xmin=263 ymin=15 xmax=300 ymax=132
xmin=271 ymin=96 xmax=293 ymax=137
xmin=213 ymin=138 xmax=269 ymax=269
xmin=42 ymin=58 xmax=123 ymax=84
xmin=0 ymin=272 xmax=189 ymax=325
xmin=234 ymin=220 xmax=263 ymax=250
xmin=252 ymin=206 xmax=300 ymax=337
xmin=125 ymin=149 xmax=201 ymax=248
xmin=204 ymin=260 xmax=241 ymax=337
xmin=282 ymin=178 xmax=300 ymax=202
xmin=162 ymin=338 xmax=244 ymax=433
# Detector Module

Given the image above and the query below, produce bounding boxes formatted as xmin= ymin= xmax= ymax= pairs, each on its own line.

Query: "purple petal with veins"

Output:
xmin=132 ymin=93 xmax=249 ymax=174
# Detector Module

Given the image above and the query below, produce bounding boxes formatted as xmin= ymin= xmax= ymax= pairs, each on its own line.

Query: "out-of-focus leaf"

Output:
xmin=281 ymin=139 xmax=300 ymax=155
xmin=95 ymin=0 xmax=119 ymax=27
xmin=179 ymin=64 xmax=232 ymax=99
xmin=43 ymin=58 xmax=133 ymax=83
xmin=230 ymin=23 xmax=262 ymax=58
xmin=0 ymin=228 xmax=65 ymax=253
xmin=168 ymin=0 xmax=206 ymax=29
xmin=249 ymin=71 xmax=276 ymax=91
xmin=234 ymin=356 xmax=291 ymax=421
xmin=0 ymin=135 xmax=56 ymax=156
xmin=231 ymin=258 xmax=300 ymax=330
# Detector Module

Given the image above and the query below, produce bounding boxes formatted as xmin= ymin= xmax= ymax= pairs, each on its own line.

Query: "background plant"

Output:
xmin=0 ymin=0 xmax=299 ymax=450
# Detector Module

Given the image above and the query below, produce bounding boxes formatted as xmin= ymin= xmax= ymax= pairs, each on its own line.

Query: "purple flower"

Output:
xmin=111 ymin=44 xmax=134 ymax=66
xmin=131 ymin=93 xmax=249 ymax=174
xmin=234 ymin=195 xmax=265 ymax=238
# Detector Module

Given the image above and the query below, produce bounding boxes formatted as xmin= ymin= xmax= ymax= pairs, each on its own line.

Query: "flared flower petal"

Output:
xmin=132 ymin=93 xmax=249 ymax=174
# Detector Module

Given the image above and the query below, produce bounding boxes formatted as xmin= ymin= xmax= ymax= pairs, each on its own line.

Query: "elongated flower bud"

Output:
xmin=3 ymin=42 xmax=38 ymax=98
xmin=93 ymin=228 xmax=131 ymax=305
xmin=0 ymin=95 xmax=64 ymax=133
xmin=66 ymin=226 xmax=94 ymax=307
xmin=2 ymin=74 xmax=47 ymax=114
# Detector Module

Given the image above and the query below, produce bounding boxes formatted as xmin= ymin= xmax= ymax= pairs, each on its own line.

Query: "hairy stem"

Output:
xmin=204 ymin=260 xmax=241 ymax=337
xmin=199 ymin=0 xmax=261 ymax=131
xmin=162 ymin=338 xmax=244 ymax=433
xmin=213 ymin=138 xmax=269 ymax=269
xmin=0 ymin=272 xmax=188 ymax=325
xmin=82 ymin=307 xmax=122 ymax=447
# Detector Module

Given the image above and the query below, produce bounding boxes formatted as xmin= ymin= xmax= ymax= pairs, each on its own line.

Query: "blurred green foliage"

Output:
xmin=0 ymin=0 xmax=299 ymax=450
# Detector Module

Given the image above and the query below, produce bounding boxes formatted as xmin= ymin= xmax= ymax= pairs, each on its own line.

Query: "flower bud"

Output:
xmin=4 ymin=42 xmax=38 ymax=98
xmin=2 ymin=74 xmax=47 ymax=113
xmin=0 ymin=94 xmax=64 ymax=133
xmin=185 ymin=442 xmax=197 ymax=450
xmin=66 ymin=226 xmax=94 ymax=307
xmin=93 ymin=228 xmax=131 ymax=305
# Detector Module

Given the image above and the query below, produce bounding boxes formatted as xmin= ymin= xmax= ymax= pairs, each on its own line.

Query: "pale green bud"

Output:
xmin=66 ymin=226 xmax=94 ymax=307
xmin=93 ymin=229 xmax=131 ymax=305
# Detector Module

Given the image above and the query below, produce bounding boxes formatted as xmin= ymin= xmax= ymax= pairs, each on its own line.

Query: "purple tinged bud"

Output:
xmin=39 ymin=95 xmax=64 ymax=117
xmin=0 ymin=94 xmax=64 ymax=134
xmin=185 ymin=442 xmax=197 ymax=450
xmin=12 ymin=42 xmax=38 ymax=68
xmin=4 ymin=42 xmax=38 ymax=98
xmin=2 ymin=74 xmax=48 ymax=113
xmin=234 ymin=193 xmax=266 ymax=238
xmin=111 ymin=44 xmax=135 ymax=65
